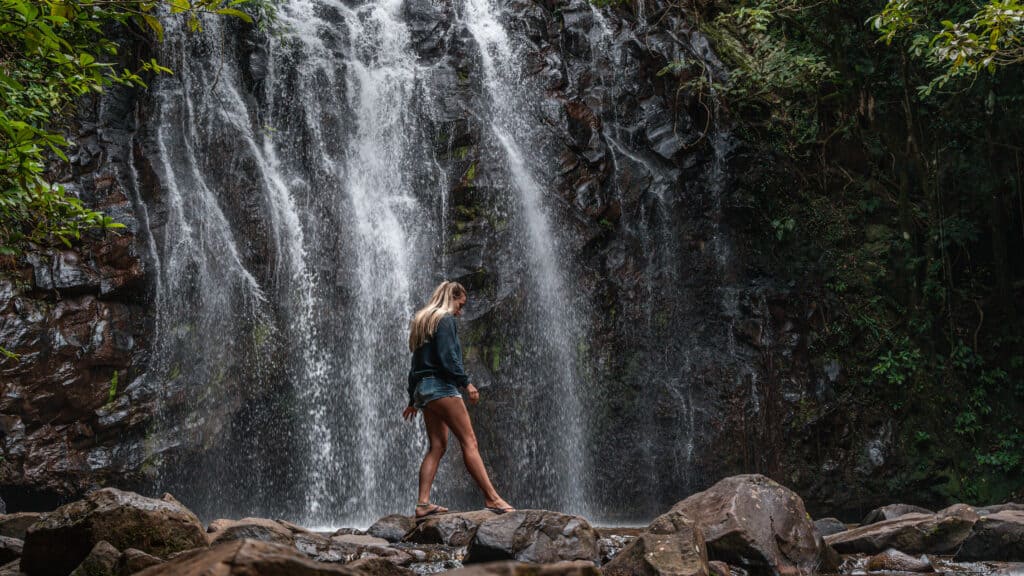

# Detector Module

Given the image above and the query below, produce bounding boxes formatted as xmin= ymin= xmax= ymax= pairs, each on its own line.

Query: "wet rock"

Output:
xmin=709 ymin=561 xmax=730 ymax=576
xmin=596 ymin=531 xmax=640 ymax=563
xmin=368 ymin=515 xmax=416 ymax=543
xmin=115 ymin=549 xmax=161 ymax=575
xmin=464 ymin=510 xmax=599 ymax=565
xmin=862 ymin=504 xmax=933 ymax=525
xmin=445 ymin=560 xmax=600 ymax=575
xmin=68 ymin=541 xmax=119 ymax=576
xmin=206 ymin=517 xmax=294 ymax=546
xmin=826 ymin=505 xmax=978 ymax=554
xmin=865 ymin=549 xmax=933 ymax=572
xmin=405 ymin=510 xmax=497 ymax=547
xmin=0 ymin=515 xmax=39 ymax=540
xmin=812 ymin=518 xmax=847 ymax=537
xmin=956 ymin=510 xmax=1024 ymax=561
xmin=21 ymin=489 xmax=206 ymax=576
xmin=670 ymin=475 xmax=821 ymax=576
xmin=0 ymin=537 xmax=21 ymax=565
xmin=133 ymin=539 xmax=412 ymax=575
xmin=603 ymin=510 xmax=708 ymax=576
xmin=0 ymin=560 xmax=20 ymax=576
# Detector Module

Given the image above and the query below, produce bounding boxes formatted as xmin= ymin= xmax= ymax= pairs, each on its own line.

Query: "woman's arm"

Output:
xmin=435 ymin=315 xmax=471 ymax=388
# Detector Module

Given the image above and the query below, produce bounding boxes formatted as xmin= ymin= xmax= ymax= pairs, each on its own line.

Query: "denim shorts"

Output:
xmin=413 ymin=377 xmax=462 ymax=409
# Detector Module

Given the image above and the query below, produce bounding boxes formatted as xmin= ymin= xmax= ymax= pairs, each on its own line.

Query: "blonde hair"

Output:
xmin=409 ymin=281 xmax=467 ymax=351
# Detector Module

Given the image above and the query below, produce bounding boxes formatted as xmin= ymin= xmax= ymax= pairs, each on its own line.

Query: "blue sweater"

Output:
xmin=407 ymin=314 xmax=470 ymax=406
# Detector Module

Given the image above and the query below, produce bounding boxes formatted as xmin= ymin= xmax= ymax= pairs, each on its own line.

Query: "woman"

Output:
xmin=403 ymin=280 xmax=515 ymax=518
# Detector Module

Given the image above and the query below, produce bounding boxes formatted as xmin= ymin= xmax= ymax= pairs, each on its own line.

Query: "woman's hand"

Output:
xmin=465 ymin=383 xmax=480 ymax=405
xmin=402 ymin=405 xmax=418 ymax=421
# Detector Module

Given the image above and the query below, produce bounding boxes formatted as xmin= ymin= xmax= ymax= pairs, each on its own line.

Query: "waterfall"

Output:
xmin=462 ymin=0 xmax=590 ymax=515
xmin=145 ymin=0 xmax=593 ymax=524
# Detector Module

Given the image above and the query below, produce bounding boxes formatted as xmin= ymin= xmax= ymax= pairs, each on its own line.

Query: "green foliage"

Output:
xmin=873 ymin=1 xmax=1024 ymax=94
xmin=0 ymin=0 xmax=263 ymax=254
xmin=108 ymin=369 xmax=119 ymax=402
xmin=684 ymin=0 xmax=1024 ymax=503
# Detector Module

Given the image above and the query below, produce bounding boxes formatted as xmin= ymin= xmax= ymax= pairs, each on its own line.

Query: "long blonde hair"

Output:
xmin=409 ymin=281 xmax=466 ymax=351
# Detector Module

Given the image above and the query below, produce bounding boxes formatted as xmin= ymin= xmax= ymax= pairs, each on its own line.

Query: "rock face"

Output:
xmin=405 ymin=510 xmax=498 ymax=547
xmin=0 ymin=85 xmax=154 ymax=506
xmin=862 ymin=504 xmax=933 ymax=525
xmin=865 ymin=549 xmax=933 ymax=572
xmin=20 ymin=488 xmax=206 ymax=576
xmin=464 ymin=510 xmax=599 ymax=565
xmin=956 ymin=510 xmax=1024 ymax=561
xmin=368 ymin=515 xmax=416 ymax=543
xmin=826 ymin=505 xmax=979 ymax=554
xmin=603 ymin=510 xmax=708 ymax=576
xmin=670 ymin=475 xmax=821 ymax=576
xmin=132 ymin=539 xmax=412 ymax=576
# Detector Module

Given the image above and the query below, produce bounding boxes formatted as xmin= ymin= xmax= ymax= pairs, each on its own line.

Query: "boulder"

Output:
xmin=956 ymin=510 xmax=1024 ymax=561
xmin=0 ymin=514 xmax=41 ymax=540
xmin=0 ymin=537 xmax=21 ymax=565
xmin=368 ymin=515 xmax=416 ymax=543
xmin=115 ymin=549 xmax=161 ymax=575
xmin=444 ymin=560 xmax=601 ymax=575
xmin=0 ymin=560 xmax=20 ymax=576
xmin=20 ymin=489 xmax=207 ymax=576
xmin=812 ymin=518 xmax=847 ymax=537
xmin=404 ymin=510 xmax=497 ymax=546
xmin=464 ymin=510 xmax=599 ymax=565
xmin=206 ymin=517 xmax=294 ymax=546
xmin=68 ymin=541 xmax=120 ymax=576
xmin=861 ymin=504 xmax=933 ymax=525
xmin=603 ymin=510 xmax=708 ymax=576
xmin=133 ymin=540 xmax=412 ymax=575
xmin=826 ymin=505 xmax=978 ymax=554
xmin=670 ymin=475 xmax=821 ymax=576
xmin=865 ymin=549 xmax=933 ymax=572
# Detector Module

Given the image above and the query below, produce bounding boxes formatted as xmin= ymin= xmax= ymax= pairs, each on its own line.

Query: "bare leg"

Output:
xmin=417 ymin=408 xmax=449 ymax=513
xmin=425 ymin=396 xmax=512 ymax=509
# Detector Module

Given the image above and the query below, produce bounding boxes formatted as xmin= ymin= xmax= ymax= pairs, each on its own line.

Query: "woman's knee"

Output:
xmin=429 ymin=439 xmax=448 ymax=457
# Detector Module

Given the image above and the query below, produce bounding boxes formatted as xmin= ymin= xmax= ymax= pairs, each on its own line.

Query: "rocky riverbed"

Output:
xmin=1 ymin=474 xmax=1021 ymax=576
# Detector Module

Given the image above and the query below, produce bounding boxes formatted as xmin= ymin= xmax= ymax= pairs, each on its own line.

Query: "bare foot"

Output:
xmin=484 ymin=498 xmax=515 ymax=513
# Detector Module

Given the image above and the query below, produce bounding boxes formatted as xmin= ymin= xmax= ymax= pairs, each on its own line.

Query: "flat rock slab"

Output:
xmin=464 ymin=510 xmax=599 ymax=565
xmin=826 ymin=506 xmax=978 ymax=555
xmin=956 ymin=510 xmax=1024 ymax=561
xmin=670 ymin=474 xmax=820 ymax=576
xmin=445 ymin=560 xmax=601 ymax=575
xmin=862 ymin=505 xmax=933 ymax=525
xmin=603 ymin=511 xmax=708 ymax=576
xmin=133 ymin=539 xmax=412 ymax=576
xmin=405 ymin=510 xmax=498 ymax=547
xmin=207 ymin=517 xmax=294 ymax=546
xmin=21 ymin=488 xmax=207 ymax=576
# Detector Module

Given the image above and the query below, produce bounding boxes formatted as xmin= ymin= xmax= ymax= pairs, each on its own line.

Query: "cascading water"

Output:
xmin=145 ymin=0 xmax=594 ymax=524
xmin=461 ymin=0 xmax=591 ymax=515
